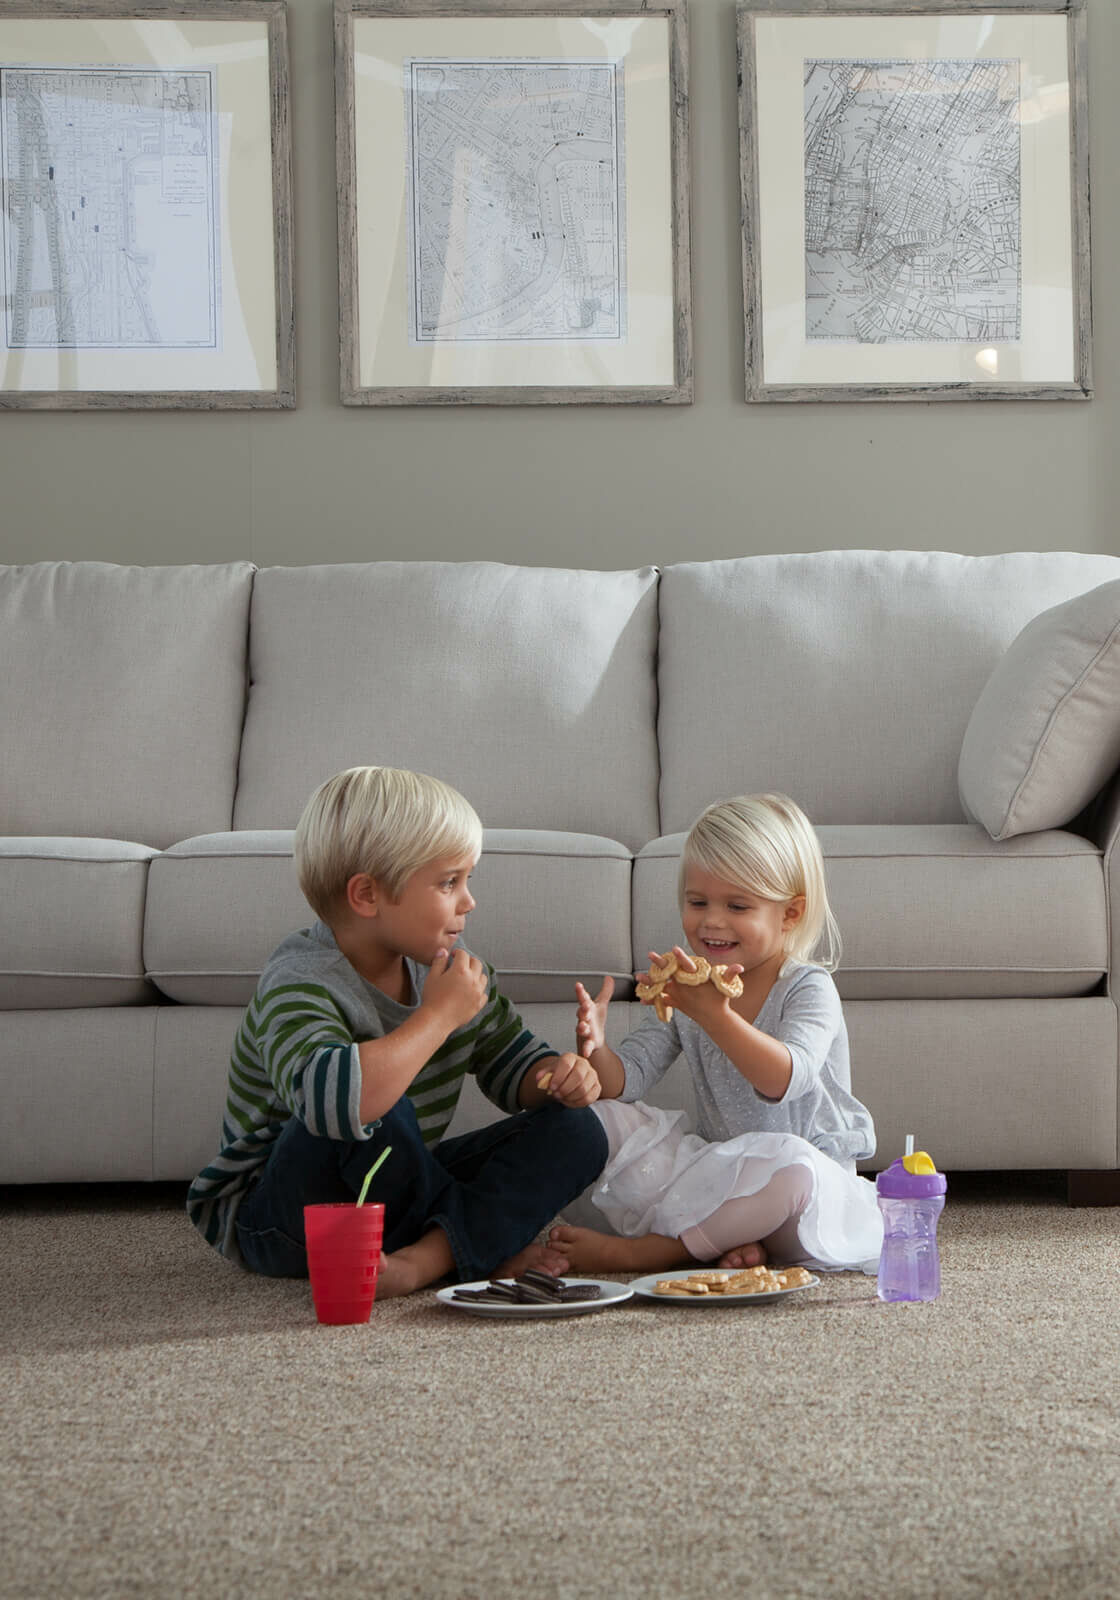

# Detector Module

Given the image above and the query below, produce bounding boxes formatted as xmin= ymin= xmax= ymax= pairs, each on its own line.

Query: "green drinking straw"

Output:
xmin=356 ymin=1146 xmax=391 ymax=1207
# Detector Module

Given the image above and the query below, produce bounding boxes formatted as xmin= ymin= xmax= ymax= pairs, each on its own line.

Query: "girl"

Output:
xmin=549 ymin=793 xmax=883 ymax=1276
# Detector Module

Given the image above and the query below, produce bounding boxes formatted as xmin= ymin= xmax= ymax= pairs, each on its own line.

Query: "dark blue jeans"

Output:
xmin=234 ymin=1094 xmax=608 ymax=1283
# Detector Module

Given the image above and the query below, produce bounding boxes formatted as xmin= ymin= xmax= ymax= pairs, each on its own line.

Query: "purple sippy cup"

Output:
xmin=876 ymin=1135 xmax=947 ymax=1303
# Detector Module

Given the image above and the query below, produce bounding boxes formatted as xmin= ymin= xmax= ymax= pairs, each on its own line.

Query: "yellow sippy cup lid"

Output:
xmin=902 ymin=1151 xmax=937 ymax=1175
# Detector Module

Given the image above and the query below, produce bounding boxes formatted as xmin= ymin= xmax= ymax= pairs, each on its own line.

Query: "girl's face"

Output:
xmin=681 ymin=866 xmax=805 ymax=979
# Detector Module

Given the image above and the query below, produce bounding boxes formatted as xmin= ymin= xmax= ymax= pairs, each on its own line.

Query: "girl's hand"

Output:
xmin=643 ymin=948 xmax=668 ymax=977
xmin=662 ymin=945 xmax=744 ymax=1027
xmin=575 ymin=975 xmax=614 ymax=1058
xmin=537 ymin=1052 xmax=602 ymax=1108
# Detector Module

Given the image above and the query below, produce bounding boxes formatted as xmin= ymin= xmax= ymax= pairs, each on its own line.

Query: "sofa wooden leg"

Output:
xmin=1067 ymin=1169 xmax=1120 ymax=1207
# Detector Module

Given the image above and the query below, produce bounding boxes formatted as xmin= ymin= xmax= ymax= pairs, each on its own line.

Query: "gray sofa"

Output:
xmin=4 ymin=551 xmax=1120 ymax=1201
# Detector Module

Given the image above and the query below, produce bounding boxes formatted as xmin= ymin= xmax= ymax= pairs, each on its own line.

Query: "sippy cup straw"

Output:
xmin=356 ymin=1146 xmax=391 ymax=1207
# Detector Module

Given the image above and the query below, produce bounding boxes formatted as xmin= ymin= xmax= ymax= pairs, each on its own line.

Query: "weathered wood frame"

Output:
xmin=737 ymin=0 xmax=1092 ymax=402
xmin=0 ymin=0 xmax=295 ymax=410
xmin=335 ymin=0 xmax=692 ymax=405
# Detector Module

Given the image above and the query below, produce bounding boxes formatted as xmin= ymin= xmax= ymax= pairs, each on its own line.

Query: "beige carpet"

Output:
xmin=3 ymin=1174 xmax=1119 ymax=1600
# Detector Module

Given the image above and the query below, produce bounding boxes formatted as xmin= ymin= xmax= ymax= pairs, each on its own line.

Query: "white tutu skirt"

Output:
xmin=590 ymin=1100 xmax=883 ymax=1274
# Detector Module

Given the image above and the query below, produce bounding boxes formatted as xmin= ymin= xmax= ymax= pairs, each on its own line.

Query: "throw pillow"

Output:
xmin=959 ymin=578 xmax=1120 ymax=839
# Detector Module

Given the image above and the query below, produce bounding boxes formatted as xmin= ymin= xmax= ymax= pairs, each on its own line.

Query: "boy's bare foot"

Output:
xmin=494 ymin=1239 xmax=571 ymax=1279
xmin=374 ymin=1247 xmax=428 ymax=1299
xmin=373 ymin=1224 xmax=455 ymax=1299
xmin=547 ymin=1223 xmax=694 ymax=1276
xmin=716 ymin=1242 xmax=768 ymax=1270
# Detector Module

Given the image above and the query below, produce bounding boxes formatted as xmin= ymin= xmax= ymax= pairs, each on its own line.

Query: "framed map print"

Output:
xmin=0 ymin=0 xmax=294 ymax=409
xmin=738 ymin=0 xmax=1091 ymax=401
xmin=335 ymin=0 xmax=692 ymax=404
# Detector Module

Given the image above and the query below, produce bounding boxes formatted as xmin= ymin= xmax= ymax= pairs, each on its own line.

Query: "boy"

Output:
xmin=187 ymin=766 xmax=608 ymax=1297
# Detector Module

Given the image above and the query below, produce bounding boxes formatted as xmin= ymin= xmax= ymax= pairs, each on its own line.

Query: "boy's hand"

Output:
xmin=575 ymin=975 xmax=614 ymax=1059
xmin=537 ymin=1052 xmax=602 ymax=1108
xmin=421 ymin=948 xmax=488 ymax=1032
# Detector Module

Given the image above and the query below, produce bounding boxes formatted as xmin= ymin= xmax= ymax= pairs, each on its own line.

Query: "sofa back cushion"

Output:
xmin=657 ymin=551 xmax=1120 ymax=832
xmin=0 ymin=562 xmax=255 ymax=848
xmin=233 ymin=562 xmax=660 ymax=849
xmin=959 ymin=578 xmax=1120 ymax=839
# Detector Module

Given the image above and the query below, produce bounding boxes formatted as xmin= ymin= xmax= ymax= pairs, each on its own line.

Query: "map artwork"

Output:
xmin=1 ymin=66 xmax=220 ymax=350
xmin=404 ymin=58 xmax=627 ymax=343
xmin=803 ymin=58 xmax=1021 ymax=344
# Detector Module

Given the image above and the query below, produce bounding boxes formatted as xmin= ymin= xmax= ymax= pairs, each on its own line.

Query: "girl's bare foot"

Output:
xmin=494 ymin=1239 xmax=570 ymax=1279
xmin=548 ymin=1223 xmax=694 ymax=1276
xmin=716 ymin=1241 xmax=768 ymax=1270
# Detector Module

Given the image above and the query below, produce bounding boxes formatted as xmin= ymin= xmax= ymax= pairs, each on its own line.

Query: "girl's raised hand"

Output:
xmin=636 ymin=949 xmax=669 ymax=988
xmin=663 ymin=945 xmax=744 ymax=1025
xmin=574 ymin=975 xmax=614 ymax=1058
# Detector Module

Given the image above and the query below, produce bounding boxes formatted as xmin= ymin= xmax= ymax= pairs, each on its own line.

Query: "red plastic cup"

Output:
xmin=304 ymin=1202 xmax=385 ymax=1325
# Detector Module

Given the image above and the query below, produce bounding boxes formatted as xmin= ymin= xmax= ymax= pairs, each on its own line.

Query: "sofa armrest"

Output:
xmin=1073 ymin=772 xmax=1120 ymax=999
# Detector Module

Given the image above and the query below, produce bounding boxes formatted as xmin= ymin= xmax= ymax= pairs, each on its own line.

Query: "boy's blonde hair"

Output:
xmin=679 ymin=793 xmax=841 ymax=971
xmin=294 ymin=766 xmax=483 ymax=921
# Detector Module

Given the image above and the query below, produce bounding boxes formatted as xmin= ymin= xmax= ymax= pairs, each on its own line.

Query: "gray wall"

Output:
xmin=1 ymin=0 xmax=1117 ymax=570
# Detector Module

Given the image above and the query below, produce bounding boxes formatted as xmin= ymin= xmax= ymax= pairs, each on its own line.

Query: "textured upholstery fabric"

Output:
xmin=458 ymin=830 xmax=634 ymax=1002
xmin=233 ymin=562 xmax=660 ymax=850
xmin=959 ymin=579 xmax=1120 ymax=840
xmin=657 ymin=551 xmax=1120 ymax=833
xmin=0 ymin=562 xmax=254 ymax=848
xmin=143 ymin=832 xmax=308 ymax=1006
xmin=144 ymin=829 xmax=634 ymax=1007
xmin=3 ymin=1008 xmax=158 ymax=1182
xmin=633 ymin=826 xmax=1107 ymax=1001
xmin=845 ymin=998 xmax=1118 ymax=1170
xmin=0 ymin=838 xmax=157 ymax=1008
xmin=153 ymin=1006 xmax=244 ymax=1180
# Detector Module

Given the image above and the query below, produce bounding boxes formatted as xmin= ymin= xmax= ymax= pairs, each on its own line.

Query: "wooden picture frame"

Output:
xmin=0 ymin=0 xmax=294 ymax=409
xmin=738 ymin=0 xmax=1091 ymax=402
xmin=335 ymin=0 xmax=692 ymax=405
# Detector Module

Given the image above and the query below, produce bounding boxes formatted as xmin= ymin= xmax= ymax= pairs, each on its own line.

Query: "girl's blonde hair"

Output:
xmin=679 ymin=793 xmax=841 ymax=971
xmin=294 ymin=766 xmax=483 ymax=921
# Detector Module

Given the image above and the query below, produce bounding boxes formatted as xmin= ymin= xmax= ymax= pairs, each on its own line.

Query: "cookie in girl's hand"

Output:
xmin=635 ymin=952 xmax=743 ymax=1023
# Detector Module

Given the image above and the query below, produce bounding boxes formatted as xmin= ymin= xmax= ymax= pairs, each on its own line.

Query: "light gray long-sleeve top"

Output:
xmin=616 ymin=961 xmax=876 ymax=1170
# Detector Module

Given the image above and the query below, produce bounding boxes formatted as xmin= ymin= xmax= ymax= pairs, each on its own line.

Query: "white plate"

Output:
xmin=435 ymin=1278 xmax=633 ymax=1320
xmin=630 ymin=1269 xmax=820 ymax=1306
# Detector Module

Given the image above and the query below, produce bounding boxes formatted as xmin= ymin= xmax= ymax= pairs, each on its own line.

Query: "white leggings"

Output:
xmin=678 ymin=1164 xmax=813 ymax=1264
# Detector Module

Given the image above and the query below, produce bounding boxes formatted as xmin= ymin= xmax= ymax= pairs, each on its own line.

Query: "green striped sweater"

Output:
xmin=186 ymin=921 xmax=555 ymax=1262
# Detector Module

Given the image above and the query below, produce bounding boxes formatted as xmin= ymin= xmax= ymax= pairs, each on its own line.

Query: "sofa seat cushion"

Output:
xmin=0 ymin=561 xmax=254 ymax=847
xmin=0 ymin=838 xmax=158 ymax=1007
xmin=144 ymin=829 xmax=634 ymax=1006
xmin=633 ymin=825 xmax=1106 ymax=1001
xmin=231 ymin=562 xmax=660 ymax=851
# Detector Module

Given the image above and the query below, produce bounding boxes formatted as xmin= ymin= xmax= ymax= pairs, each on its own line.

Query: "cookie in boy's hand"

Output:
xmin=635 ymin=951 xmax=744 ymax=1023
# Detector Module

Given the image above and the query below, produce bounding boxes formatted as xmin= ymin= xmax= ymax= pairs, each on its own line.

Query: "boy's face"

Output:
xmin=681 ymin=867 xmax=803 ymax=977
xmin=375 ymin=852 xmax=478 ymax=966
